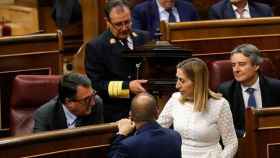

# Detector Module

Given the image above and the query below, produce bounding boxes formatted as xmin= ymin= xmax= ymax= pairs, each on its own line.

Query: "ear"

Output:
xmin=105 ymin=17 xmax=110 ymax=26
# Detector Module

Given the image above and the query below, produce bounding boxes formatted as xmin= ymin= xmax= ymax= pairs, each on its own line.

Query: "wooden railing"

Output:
xmin=0 ymin=123 xmax=117 ymax=158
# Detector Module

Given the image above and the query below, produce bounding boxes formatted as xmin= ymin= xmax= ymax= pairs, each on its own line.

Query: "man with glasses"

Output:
xmin=33 ymin=73 xmax=104 ymax=132
xmin=85 ymin=0 xmax=150 ymax=123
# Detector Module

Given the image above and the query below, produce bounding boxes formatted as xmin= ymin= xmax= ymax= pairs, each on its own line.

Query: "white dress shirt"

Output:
xmin=232 ymin=3 xmax=251 ymax=19
xmin=62 ymin=104 xmax=77 ymax=128
xmin=156 ymin=0 xmax=180 ymax=22
xmin=241 ymin=76 xmax=263 ymax=108
xmin=119 ymin=35 xmax=134 ymax=50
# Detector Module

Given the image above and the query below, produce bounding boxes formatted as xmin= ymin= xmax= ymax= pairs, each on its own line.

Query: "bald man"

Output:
xmin=108 ymin=93 xmax=182 ymax=158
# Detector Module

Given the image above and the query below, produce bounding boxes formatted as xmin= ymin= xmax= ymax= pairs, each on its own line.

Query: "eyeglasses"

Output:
xmin=110 ymin=20 xmax=132 ymax=30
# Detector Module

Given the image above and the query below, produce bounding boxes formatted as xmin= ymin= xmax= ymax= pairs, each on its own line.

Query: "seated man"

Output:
xmin=208 ymin=0 xmax=273 ymax=19
xmin=33 ymin=73 xmax=104 ymax=132
xmin=108 ymin=93 xmax=182 ymax=158
xmin=218 ymin=44 xmax=280 ymax=137
xmin=133 ymin=0 xmax=199 ymax=38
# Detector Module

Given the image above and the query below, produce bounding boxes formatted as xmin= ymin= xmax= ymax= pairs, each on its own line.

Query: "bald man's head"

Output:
xmin=131 ymin=93 xmax=157 ymax=123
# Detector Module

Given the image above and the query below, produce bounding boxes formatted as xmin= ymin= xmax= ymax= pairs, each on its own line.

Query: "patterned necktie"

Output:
xmin=75 ymin=117 xmax=83 ymax=127
xmin=246 ymin=88 xmax=256 ymax=108
xmin=121 ymin=39 xmax=129 ymax=49
xmin=166 ymin=9 xmax=176 ymax=22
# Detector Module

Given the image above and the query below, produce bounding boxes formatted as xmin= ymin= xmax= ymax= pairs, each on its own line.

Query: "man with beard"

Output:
xmin=208 ymin=0 xmax=273 ymax=19
xmin=33 ymin=73 xmax=104 ymax=132
xmin=85 ymin=0 xmax=150 ymax=123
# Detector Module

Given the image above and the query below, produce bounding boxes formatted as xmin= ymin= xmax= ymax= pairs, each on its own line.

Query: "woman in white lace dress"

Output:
xmin=157 ymin=58 xmax=238 ymax=158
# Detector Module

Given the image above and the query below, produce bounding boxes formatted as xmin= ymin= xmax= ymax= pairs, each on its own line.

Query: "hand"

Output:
xmin=129 ymin=80 xmax=148 ymax=95
xmin=117 ymin=119 xmax=135 ymax=136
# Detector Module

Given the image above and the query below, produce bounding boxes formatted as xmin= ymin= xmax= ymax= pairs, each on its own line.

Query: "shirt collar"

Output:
xmin=156 ymin=0 xmax=176 ymax=14
xmin=232 ymin=2 xmax=249 ymax=12
xmin=241 ymin=75 xmax=260 ymax=92
xmin=62 ymin=104 xmax=77 ymax=127
xmin=119 ymin=35 xmax=132 ymax=44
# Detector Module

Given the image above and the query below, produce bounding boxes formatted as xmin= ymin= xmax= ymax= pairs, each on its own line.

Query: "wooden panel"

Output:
xmin=268 ymin=143 xmax=280 ymax=158
xmin=80 ymin=0 xmax=106 ymax=43
xmin=237 ymin=107 xmax=280 ymax=158
xmin=160 ymin=17 xmax=280 ymax=74
xmin=0 ymin=32 xmax=63 ymax=54
xmin=161 ymin=17 xmax=280 ymax=41
xmin=15 ymin=0 xmax=37 ymax=7
xmin=0 ymin=5 xmax=39 ymax=36
xmin=0 ymin=31 xmax=63 ymax=128
xmin=0 ymin=123 xmax=117 ymax=158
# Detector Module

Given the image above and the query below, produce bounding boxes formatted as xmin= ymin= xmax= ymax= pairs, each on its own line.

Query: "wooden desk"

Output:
xmin=237 ymin=107 xmax=280 ymax=158
xmin=160 ymin=17 xmax=280 ymax=53
xmin=0 ymin=123 xmax=117 ymax=158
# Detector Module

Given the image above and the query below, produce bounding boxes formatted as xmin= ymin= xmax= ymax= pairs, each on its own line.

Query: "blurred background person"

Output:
xmin=209 ymin=0 xmax=273 ymax=19
xmin=133 ymin=0 xmax=199 ymax=39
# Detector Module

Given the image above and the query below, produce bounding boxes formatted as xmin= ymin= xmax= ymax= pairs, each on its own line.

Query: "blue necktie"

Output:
xmin=75 ymin=117 xmax=83 ymax=127
xmin=166 ymin=9 xmax=176 ymax=22
xmin=246 ymin=88 xmax=256 ymax=108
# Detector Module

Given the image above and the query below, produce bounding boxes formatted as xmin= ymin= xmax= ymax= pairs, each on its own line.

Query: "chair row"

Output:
xmin=4 ymin=58 xmax=278 ymax=136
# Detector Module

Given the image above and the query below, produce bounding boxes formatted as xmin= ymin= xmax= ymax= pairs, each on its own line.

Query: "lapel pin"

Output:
xmin=132 ymin=32 xmax=138 ymax=37
xmin=110 ymin=38 xmax=117 ymax=44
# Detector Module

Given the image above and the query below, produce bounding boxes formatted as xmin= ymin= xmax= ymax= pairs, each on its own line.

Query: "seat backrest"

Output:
xmin=9 ymin=75 xmax=61 ymax=136
xmin=208 ymin=58 xmax=278 ymax=92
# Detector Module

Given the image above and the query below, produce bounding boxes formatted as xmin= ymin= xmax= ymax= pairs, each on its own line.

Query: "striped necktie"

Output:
xmin=246 ymin=88 xmax=256 ymax=108
xmin=166 ymin=9 xmax=176 ymax=22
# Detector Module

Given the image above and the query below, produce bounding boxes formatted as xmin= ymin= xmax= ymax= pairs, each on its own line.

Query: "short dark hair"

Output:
xmin=231 ymin=44 xmax=263 ymax=65
xmin=131 ymin=93 xmax=158 ymax=122
xmin=58 ymin=73 xmax=92 ymax=103
xmin=104 ymin=0 xmax=130 ymax=20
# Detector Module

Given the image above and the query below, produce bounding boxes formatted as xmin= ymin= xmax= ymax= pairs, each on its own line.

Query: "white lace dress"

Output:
xmin=157 ymin=92 xmax=238 ymax=158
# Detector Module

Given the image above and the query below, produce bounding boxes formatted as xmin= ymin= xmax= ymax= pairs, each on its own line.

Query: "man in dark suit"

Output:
xmin=85 ymin=0 xmax=150 ymax=123
xmin=33 ymin=73 xmax=104 ymax=132
xmin=108 ymin=93 xmax=182 ymax=158
xmin=218 ymin=44 xmax=280 ymax=137
xmin=133 ymin=0 xmax=199 ymax=38
xmin=208 ymin=0 xmax=273 ymax=19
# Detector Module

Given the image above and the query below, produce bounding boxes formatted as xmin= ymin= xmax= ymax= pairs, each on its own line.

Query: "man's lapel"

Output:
xmin=225 ymin=1 xmax=236 ymax=18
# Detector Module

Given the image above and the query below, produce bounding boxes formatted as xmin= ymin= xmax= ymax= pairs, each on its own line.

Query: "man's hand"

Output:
xmin=129 ymin=80 xmax=148 ymax=95
xmin=117 ymin=119 xmax=135 ymax=136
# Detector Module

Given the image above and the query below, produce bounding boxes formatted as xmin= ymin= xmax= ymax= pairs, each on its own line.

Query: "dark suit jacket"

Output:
xmin=52 ymin=0 xmax=81 ymax=29
xmin=108 ymin=121 xmax=182 ymax=158
xmin=133 ymin=0 xmax=199 ymax=38
xmin=85 ymin=30 xmax=149 ymax=122
xmin=208 ymin=0 xmax=273 ymax=19
xmin=218 ymin=75 xmax=280 ymax=137
xmin=33 ymin=96 xmax=104 ymax=132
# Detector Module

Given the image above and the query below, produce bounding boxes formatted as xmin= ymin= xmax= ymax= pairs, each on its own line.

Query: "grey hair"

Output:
xmin=231 ymin=44 xmax=263 ymax=65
